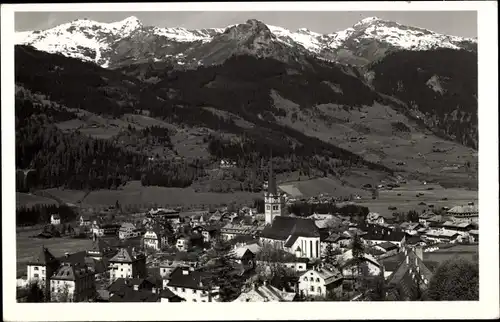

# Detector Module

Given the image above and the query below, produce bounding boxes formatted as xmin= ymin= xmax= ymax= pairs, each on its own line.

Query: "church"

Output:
xmin=259 ymin=159 xmax=321 ymax=260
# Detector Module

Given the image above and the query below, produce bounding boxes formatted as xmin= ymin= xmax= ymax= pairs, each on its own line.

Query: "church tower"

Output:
xmin=264 ymin=155 xmax=285 ymax=225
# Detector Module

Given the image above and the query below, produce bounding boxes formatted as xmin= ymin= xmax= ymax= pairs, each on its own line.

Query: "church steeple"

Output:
xmin=268 ymin=151 xmax=277 ymax=195
xmin=264 ymin=149 xmax=284 ymax=225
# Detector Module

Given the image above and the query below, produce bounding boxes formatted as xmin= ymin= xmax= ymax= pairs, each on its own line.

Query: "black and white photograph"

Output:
xmin=2 ymin=1 xmax=498 ymax=321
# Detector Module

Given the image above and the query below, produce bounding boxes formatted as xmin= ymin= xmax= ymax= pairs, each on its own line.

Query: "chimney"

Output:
xmin=65 ymin=252 xmax=69 ymax=258
xmin=133 ymin=285 xmax=139 ymax=291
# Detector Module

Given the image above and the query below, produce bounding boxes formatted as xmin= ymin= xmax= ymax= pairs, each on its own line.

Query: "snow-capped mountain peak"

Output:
xmin=15 ymin=16 xmax=477 ymax=68
xmin=353 ymin=16 xmax=382 ymax=27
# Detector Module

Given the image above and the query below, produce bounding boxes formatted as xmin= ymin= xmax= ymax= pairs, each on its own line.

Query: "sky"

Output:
xmin=15 ymin=11 xmax=477 ymax=38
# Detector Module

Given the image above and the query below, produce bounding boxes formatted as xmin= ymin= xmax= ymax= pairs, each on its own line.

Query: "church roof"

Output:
xmin=261 ymin=217 xmax=320 ymax=241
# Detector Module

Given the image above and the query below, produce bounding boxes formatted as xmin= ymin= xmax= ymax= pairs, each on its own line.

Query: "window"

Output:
xmin=272 ymin=205 xmax=279 ymax=211
xmin=310 ymin=286 xmax=315 ymax=292
xmin=316 ymin=278 xmax=320 ymax=282
xmin=202 ymin=300 xmax=206 ymax=302
xmin=202 ymin=290 xmax=206 ymax=295
xmin=51 ymin=287 xmax=55 ymax=292
xmin=182 ymin=288 xmax=186 ymax=292
xmin=121 ymin=268 xmax=123 ymax=271
xmin=193 ymin=299 xmax=197 ymax=302
xmin=174 ymin=287 xmax=178 ymax=291
xmin=34 ymin=273 xmax=39 ymax=278
xmin=266 ymin=205 xmax=271 ymax=210
xmin=34 ymin=267 xmax=39 ymax=271
xmin=193 ymin=289 xmax=196 ymax=294
xmin=304 ymin=277 xmax=308 ymax=281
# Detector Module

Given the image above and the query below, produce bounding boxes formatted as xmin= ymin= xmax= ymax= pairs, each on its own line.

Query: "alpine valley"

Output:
xmin=15 ymin=16 xmax=478 ymax=211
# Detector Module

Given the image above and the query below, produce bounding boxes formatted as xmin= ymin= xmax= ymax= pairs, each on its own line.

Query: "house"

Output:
xmin=447 ymin=204 xmax=478 ymax=223
xmin=320 ymin=232 xmax=352 ymax=254
xmin=231 ymin=247 xmax=256 ymax=272
xmin=91 ymin=223 xmax=120 ymax=237
xmin=399 ymin=222 xmax=423 ymax=235
xmin=26 ymin=246 xmax=60 ymax=293
xmin=220 ymin=223 xmax=263 ymax=241
xmin=49 ymin=262 xmax=96 ymax=302
xmin=426 ymin=215 xmax=446 ymax=228
xmin=108 ymin=247 xmax=147 ymax=281
xmin=148 ymin=208 xmax=181 ymax=226
xmin=358 ymin=224 xmax=406 ymax=247
xmin=86 ymin=236 xmax=116 ymax=260
xmin=176 ymin=236 xmax=190 ymax=252
xmin=118 ymin=223 xmax=141 ymax=240
xmin=234 ymin=281 xmax=296 ymax=302
xmin=79 ymin=215 xmax=93 ymax=227
xmin=107 ymin=277 xmax=161 ymax=302
xmin=143 ymin=228 xmax=169 ymax=251
xmin=418 ymin=211 xmax=435 ymax=227
xmin=164 ymin=267 xmax=219 ymax=302
xmin=159 ymin=288 xmax=185 ymax=303
xmin=159 ymin=260 xmax=197 ymax=278
xmin=422 ymin=229 xmax=460 ymax=243
xmin=385 ymin=247 xmax=433 ymax=301
xmin=298 ymin=267 xmax=343 ymax=299
xmin=366 ymin=212 xmax=385 ymax=226
xmin=50 ymin=214 xmax=61 ymax=226
xmin=338 ymin=249 xmax=382 ymax=279
xmin=192 ymin=226 xmax=218 ymax=243
xmin=441 ymin=221 xmax=474 ymax=237
xmin=260 ymin=216 xmax=321 ymax=260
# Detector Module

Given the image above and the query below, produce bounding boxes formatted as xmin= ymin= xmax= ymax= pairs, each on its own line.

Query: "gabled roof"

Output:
xmin=167 ymin=267 xmax=211 ymax=290
xmin=28 ymin=246 xmax=59 ymax=266
xmin=261 ymin=216 xmax=320 ymax=241
xmin=109 ymin=247 xmax=141 ymax=263
xmin=51 ymin=263 xmax=94 ymax=281
xmin=386 ymin=248 xmax=433 ymax=301
xmin=159 ymin=288 xmax=185 ymax=302
xmin=358 ymin=224 xmax=405 ymax=242
xmin=447 ymin=205 xmax=478 ymax=215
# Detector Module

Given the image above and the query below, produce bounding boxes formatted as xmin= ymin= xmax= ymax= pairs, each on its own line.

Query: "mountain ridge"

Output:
xmin=16 ymin=16 xmax=477 ymax=68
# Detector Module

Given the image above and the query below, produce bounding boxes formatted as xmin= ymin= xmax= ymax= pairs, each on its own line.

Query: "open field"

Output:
xmin=42 ymin=181 xmax=260 ymax=209
xmin=16 ymin=232 xmax=94 ymax=277
xmin=272 ymin=93 xmax=478 ymax=188
xmin=16 ymin=193 xmax=58 ymax=208
xmin=279 ymin=177 xmax=371 ymax=199
xmin=339 ymin=182 xmax=478 ymax=218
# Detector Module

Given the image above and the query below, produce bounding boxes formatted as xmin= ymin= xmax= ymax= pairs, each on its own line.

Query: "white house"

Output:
xmin=176 ymin=236 xmax=190 ymax=252
xmin=366 ymin=213 xmax=385 ymax=226
xmin=50 ymin=214 xmax=61 ymax=226
xmin=298 ymin=267 xmax=343 ymax=298
xmin=164 ymin=267 xmax=219 ymax=302
xmin=26 ymin=247 xmax=60 ymax=292
xmin=143 ymin=229 xmax=169 ymax=251
xmin=108 ymin=248 xmax=147 ymax=281
xmin=50 ymin=262 xmax=96 ymax=302
xmin=118 ymin=223 xmax=140 ymax=240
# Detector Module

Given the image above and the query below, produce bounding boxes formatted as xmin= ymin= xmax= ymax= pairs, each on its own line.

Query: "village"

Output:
xmin=16 ymin=161 xmax=479 ymax=303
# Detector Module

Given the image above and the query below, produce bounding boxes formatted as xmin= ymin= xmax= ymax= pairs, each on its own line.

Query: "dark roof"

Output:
xmin=359 ymin=224 xmax=405 ymax=242
xmin=284 ymin=235 xmax=300 ymax=248
xmin=159 ymin=288 xmax=184 ymax=302
xmin=377 ymin=241 xmax=399 ymax=252
xmin=58 ymin=251 xmax=88 ymax=266
xmin=386 ymin=248 xmax=433 ymax=301
xmin=261 ymin=217 xmax=320 ymax=241
xmin=109 ymin=289 xmax=160 ymax=302
xmin=28 ymin=246 xmax=59 ymax=266
xmin=405 ymin=235 xmax=423 ymax=245
xmin=167 ymin=267 xmax=210 ymax=290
